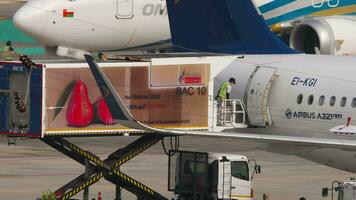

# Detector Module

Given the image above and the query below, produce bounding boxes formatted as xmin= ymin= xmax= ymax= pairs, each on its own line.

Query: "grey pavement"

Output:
xmin=0 ymin=135 xmax=355 ymax=200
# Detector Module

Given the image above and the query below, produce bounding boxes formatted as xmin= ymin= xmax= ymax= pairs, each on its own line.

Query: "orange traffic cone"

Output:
xmin=98 ymin=192 xmax=102 ymax=200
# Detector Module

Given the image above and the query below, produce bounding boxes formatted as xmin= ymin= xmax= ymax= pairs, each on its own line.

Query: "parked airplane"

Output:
xmin=13 ymin=0 xmax=171 ymax=54
xmin=254 ymin=0 xmax=356 ymax=55
xmin=84 ymin=0 xmax=356 ymax=173
xmin=12 ymin=0 xmax=356 ymax=55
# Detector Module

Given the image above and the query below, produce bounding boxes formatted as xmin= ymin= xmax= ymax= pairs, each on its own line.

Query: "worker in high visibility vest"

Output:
xmin=216 ymin=77 xmax=236 ymax=124
xmin=2 ymin=41 xmax=15 ymax=61
xmin=4 ymin=41 xmax=14 ymax=52
xmin=217 ymin=77 xmax=236 ymax=100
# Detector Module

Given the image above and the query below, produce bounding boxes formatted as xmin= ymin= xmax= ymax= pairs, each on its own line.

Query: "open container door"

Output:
xmin=0 ymin=61 xmax=43 ymax=137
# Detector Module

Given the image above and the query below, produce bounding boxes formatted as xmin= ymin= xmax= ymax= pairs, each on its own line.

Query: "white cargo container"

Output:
xmin=0 ymin=55 xmax=240 ymax=137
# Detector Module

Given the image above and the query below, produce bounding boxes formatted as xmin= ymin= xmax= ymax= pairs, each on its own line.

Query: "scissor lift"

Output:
xmin=41 ymin=134 xmax=170 ymax=200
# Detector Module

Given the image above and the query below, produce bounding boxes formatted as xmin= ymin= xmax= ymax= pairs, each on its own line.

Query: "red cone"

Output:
xmin=94 ymin=97 xmax=115 ymax=125
xmin=66 ymin=80 xmax=94 ymax=127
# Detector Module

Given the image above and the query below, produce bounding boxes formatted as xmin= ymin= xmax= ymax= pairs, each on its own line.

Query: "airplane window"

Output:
xmin=330 ymin=96 xmax=336 ymax=107
xmin=352 ymin=98 xmax=356 ymax=108
xmin=318 ymin=95 xmax=325 ymax=106
xmin=297 ymin=94 xmax=303 ymax=104
xmin=308 ymin=95 xmax=314 ymax=105
xmin=340 ymin=97 xmax=347 ymax=107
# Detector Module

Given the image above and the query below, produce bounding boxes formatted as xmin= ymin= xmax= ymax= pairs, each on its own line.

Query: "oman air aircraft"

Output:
xmin=13 ymin=0 xmax=356 ymax=56
xmin=84 ymin=0 xmax=356 ymax=174
xmin=255 ymin=0 xmax=356 ymax=55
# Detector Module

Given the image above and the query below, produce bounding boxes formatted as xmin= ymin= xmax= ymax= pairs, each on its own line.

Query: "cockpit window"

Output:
xmin=231 ymin=161 xmax=249 ymax=181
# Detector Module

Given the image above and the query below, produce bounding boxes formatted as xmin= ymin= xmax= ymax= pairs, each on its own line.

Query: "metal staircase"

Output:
xmin=214 ymin=99 xmax=247 ymax=130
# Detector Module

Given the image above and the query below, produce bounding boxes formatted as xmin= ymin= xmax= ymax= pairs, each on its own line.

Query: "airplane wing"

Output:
xmin=85 ymin=54 xmax=356 ymax=151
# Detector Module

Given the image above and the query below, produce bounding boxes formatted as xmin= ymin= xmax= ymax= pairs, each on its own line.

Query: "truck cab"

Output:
xmin=168 ymin=151 xmax=260 ymax=200
xmin=209 ymin=154 xmax=255 ymax=200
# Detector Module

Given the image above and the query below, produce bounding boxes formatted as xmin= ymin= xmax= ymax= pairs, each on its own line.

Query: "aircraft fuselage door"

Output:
xmin=116 ymin=0 xmax=134 ymax=19
xmin=245 ymin=66 xmax=278 ymax=126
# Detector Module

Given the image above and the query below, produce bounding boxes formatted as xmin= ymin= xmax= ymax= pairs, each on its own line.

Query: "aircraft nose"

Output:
xmin=13 ymin=0 xmax=46 ymax=38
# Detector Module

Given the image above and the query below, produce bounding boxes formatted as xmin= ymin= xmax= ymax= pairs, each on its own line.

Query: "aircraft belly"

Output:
xmin=299 ymin=148 xmax=356 ymax=172
xmin=258 ymin=141 xmax=356 ymax=172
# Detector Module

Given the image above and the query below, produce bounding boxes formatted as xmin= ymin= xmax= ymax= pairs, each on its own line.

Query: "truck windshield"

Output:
xmin=231 ymin=161 xmax=249 ymax=181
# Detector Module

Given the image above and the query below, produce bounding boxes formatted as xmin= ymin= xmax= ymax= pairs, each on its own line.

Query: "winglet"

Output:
xmin=84 ymin=54 xmax=159 ymax=132
xmin=166 ymin=0 xmax=298 ymax=54
xmin=84 ymin=54 xmax=130 ymax=121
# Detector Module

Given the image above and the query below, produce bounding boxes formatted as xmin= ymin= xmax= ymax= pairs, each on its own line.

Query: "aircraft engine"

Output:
xmin=289 ymin=18 xmax=356 ymax=56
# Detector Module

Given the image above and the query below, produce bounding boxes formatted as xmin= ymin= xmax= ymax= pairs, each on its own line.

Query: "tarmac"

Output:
xmin=0 ymin=0 xmax=50 ymax=59
xmin=0 ymin=135 xmax=355 ymax=200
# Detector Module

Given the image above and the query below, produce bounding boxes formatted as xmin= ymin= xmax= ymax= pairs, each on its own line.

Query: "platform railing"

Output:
xmin=216 ymin=99 xmax=247 ymax=129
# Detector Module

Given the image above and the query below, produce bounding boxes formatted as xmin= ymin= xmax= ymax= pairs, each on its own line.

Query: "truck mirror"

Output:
xmin=255 ymin=165 xmax=261 ymax=174
xmin=322 ymin=188 xmax=328 ymax=197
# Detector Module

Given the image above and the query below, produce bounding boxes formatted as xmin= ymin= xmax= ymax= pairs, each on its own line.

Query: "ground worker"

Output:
xmin=2 ymin=41 xmax=15 ymax=61
xmin=4 ymin=41 xmax=14 ymax=52
xmin=215 ymin=77 xmax=236 ymax=124
xmin=216 ymin=77 xmax=236 ymax=100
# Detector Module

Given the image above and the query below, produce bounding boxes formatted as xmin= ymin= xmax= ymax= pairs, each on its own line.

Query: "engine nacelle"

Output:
xmin=290 ymin=17 xmax=356 ymax=56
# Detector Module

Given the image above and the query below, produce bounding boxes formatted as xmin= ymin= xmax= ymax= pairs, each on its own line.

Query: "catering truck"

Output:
xmin=168 ymin=150 xmax=261 ymax=200
xmin=0 ymin=55 xmax=243 ymax=138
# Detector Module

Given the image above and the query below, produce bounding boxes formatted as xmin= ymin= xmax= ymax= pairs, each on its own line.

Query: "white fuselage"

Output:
xmin=13 ymin=0 xmax=170 ymax=50
xmin=214 ymin=54 xmax=356 ymax=172
xmin=13 ymin=0 xmax=356 ymax=53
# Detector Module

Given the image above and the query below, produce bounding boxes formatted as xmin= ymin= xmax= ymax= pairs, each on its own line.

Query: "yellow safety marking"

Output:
xmin=45 ymin=131 xmax=138 ymax=135
xmin=114 ymin=141 xmax=159 ymax=167
xmin=46 ymin=127 xmax=132 ymax=131
xmin=111 ymin=170 xmax=155 ymax=195
xmin=61 ymin=138 xmax=162 ymax=200
xmin=61 ymin=173 xmax=104 ymax=200
xmin=44 ymin=127 xmax=207 ymax=137
xmin=46 ymin=125 xmax=207 ymax=132
xmin=231 ymin=194 xmax=253 ymax=198
xmin=68 ymin=143 xmax=105 ymax=166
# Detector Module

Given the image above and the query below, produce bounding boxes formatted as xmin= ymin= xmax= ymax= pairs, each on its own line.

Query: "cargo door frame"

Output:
xmin=244 ymin=66 xmax=278 ymax=127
